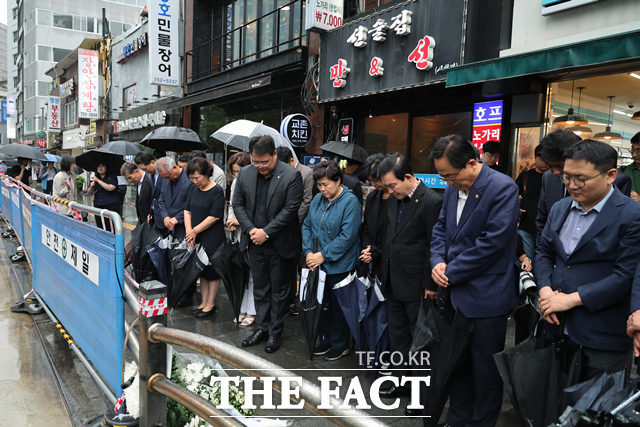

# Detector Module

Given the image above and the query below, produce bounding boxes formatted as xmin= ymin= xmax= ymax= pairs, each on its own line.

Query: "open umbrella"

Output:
xmin=211 ymin=119 xmax=299 ymax=162
xmin=0 ymin=144 xmax=48 ymax=161
xmin=141 ymin=126 xmax=209 ymax=152
xmin=75 ymin=148 xmax=126 ymax=173
xmin=169 ymin=240 xmax=209 ymax=307
xmin=319 ymin=141 xmax=368 ymax=164
xmin=130 ymin=222 xmax=162 ymax=282
xmin=297 ymin=238 xmax=328 ymax=360
xmin=44 ymin=154 xmax=62 ymax=162
xmin=332 ymin=271 xmax=369 ymax=353
xmin=101 ymin=140 xmax=144 ymax=156
xmin=417 ymin=290 xmax=475 ymax=427
xmin=210 ymin=235 xmax=249 ymax=323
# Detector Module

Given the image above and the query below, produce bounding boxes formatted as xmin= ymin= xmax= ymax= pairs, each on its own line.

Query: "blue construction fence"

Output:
xmin=0 ymin=177 xmax=125 ymax=397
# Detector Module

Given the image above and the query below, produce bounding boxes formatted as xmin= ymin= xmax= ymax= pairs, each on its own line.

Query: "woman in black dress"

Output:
xmin=184 ymin=157 xmax=225 ymax=318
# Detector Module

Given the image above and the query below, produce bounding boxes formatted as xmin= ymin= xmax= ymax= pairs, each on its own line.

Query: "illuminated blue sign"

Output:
xmin=473 ymin=100 xmax=503 ymax=127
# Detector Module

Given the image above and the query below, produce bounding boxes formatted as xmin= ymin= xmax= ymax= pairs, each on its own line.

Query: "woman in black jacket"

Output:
xmin=359 ymin=154 xmax=390 ymax=277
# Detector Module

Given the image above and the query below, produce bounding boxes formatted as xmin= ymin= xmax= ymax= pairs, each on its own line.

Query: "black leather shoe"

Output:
xmin=191 ymin=307 xmax=203 ymax=315
xmin=196 ymin=306 xmax=216 ymax=318
xmin=379 ymin=385 xmax=410 ymax=399
xmin=405 ymin=404 xmax=423 ymax=416
xmin=242 ymin=329 xmax=268 ymax=347
xmin=265 ymin=336 xmax=281 ymax=353
xmin=177 ymin=295 xmax=194 ymax=308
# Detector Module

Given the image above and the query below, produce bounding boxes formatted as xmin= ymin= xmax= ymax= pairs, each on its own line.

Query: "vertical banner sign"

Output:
xmin=48 ymin=96 xmax=61 ymax=131
xmin=78 ymin=49 xmax=99 ymax=119
xmin=7 ymin=96 xmax=16 ymax=115
xmin=0 ymin=100 xmax=6 ymax=124
xmin=7 ymin=116 xmax=16 ymax=139
xmin=305 ymin=0 xmax=344 ymax=32
xmin=149 ymin=0 xmax=180 ymax=86
xmin=472 ymin=100 xmax=503 ymax=153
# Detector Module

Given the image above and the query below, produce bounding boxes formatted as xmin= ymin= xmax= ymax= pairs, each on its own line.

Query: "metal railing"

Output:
xmin=185 ymin=0 xmax=305 ymax=83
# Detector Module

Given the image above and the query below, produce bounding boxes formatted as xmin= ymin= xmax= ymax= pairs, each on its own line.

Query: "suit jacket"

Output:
xmin=430 ymin=165 xmax=520 ymax=318
xmin=295 ymin=162 xmax=314 ymax=224
xmin=536 ymin=187 xmax=640 ymax=352
xmin=149 ymin=172 xmax=162 ymax=220
xmin=155 ymin=168 xmax=193 ymax=240
xmin=136 ymin=172 xmax=154 ymax=224
xmin=381 ymin=181 xmax=443 ymax=302
xmin=536 ymin=170 xmax=632 ymax=242
xmin=232 ymin=160 xmax=303 ymax=259
xmin=361 ymin=188 xmax=389 ymax=278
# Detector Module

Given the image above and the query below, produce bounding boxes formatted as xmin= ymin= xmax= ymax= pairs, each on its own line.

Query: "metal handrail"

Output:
xmin=147 ymin=324 xmax=391 ymax=427
xmin=148 ymin=374 xmax=245 ymax=427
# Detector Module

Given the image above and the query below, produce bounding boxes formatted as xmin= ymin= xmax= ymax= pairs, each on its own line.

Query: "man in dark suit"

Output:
xmin=537 ymin=139 xmax=640 ymax=381
xmin=155 ymin=157 xmax=193 ymax=240
xmin=430 ymin=134 xmax=520 ymax=427
xmin=232 ymin=136 xmax=303 ymax=353
xmin=134 ymin=152 xmax=162 ymax=222
xmin=536 ymin=131 xmax=631 ymax=242
xmin=277 ymin=146 xmax=314 ymax=224
xmin=374 ymin=153 xmax=442 ymax=416
xmin=121 ymin=162 xmax=153 ymax=224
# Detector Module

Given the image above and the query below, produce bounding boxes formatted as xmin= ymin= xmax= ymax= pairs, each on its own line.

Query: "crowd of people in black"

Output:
xmin=118 ymin=129 xmax=640 ymax=426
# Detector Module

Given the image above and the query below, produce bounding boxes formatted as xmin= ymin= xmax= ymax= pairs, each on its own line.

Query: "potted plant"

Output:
xmin=76 ymin=175 xmax=85 ymax=192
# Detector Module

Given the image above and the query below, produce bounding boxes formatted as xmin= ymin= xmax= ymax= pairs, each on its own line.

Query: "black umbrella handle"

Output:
xmin=313 ymin=237 xmax=318 ymax=253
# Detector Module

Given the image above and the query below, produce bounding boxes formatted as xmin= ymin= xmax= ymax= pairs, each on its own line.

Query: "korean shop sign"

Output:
xmin=149 ymin=0 xmax=180 ymax=86
xmin=305 ymin=0 xmax=344 ymax=32
xmin=318 ymin=0 xmax=465 ymax=102
xmin=472 ymin=100 xmax=503 ymax=151
xmin=281 ymin=114 xmax=313 ymax=147
xmin=48 ymin=96 xmax=61 ymax=131
xmin=78 ymin=49 xmax=99 ymax=119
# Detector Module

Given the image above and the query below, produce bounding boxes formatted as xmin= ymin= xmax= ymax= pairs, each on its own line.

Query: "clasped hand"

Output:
xmin=185 ymin=229 xmax=197 ymax=247
xmin=164 ymin=217 xmax=178 ymax=231
xmin=249 ymin=228 xmax=267 ymax=245
xmin=359 ymin=245 xmax=372 ymax=263
xmin=306 ymin=252 xmax=324 ymax=271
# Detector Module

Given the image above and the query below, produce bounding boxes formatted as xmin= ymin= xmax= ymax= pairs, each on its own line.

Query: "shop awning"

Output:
xmin=445 ymin=30 xmax=640 ymax=87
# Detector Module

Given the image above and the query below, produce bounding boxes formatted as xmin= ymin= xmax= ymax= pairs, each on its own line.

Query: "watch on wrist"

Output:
xmin=264 ymin=232 xmax=270 ymax=239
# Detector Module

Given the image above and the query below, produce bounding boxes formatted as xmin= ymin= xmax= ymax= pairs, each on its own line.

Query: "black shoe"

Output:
xmin=324 ymin=348 xmax=349 ymax=361
xmin=313 ymin=344 xmax=331 ymax=356
xmin=196 ymin=306 xmax=216 ymax=318
xmin=191 ymin=307 xmax=203 ymax=315
xmin=242 ymin=329 xmax=268 ymax=347
xmin=379 ymin=385 xmax=410 ymax=399
xmin=265 ymin=336 xmax=281 ymax=353
xmin=405 ymin=404 xmax=422 ymax=416
xmin=177 ymin=295 xmax=193 ymax=308
xmin=289 ymin=304 xmax=299 ymax=316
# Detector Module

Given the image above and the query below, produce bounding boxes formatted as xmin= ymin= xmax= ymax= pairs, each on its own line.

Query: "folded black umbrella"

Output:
xmin=418 ymin=289 xmax=475 ymax=427
xmin=297 ymin=238 xmax=328 ymax=361
xmin=140 ymin=126 xmax=209 ymax=152
xmin=513 ymin=290 xmax=541 ymax=345
xmin=211 ymin=236 xmax=249 ymax=323
xmin=130 ymin=222 xmax=161 ymax=282
xmin=169 ymin=240 xmax=208 ymax=307
xmin=75 ymin=148 xmax=125 ymax=173
xmin=147 ymin=235 xmax=173 ymax=297
xmin=333 ymin=271 xmax=368 ymax=352
xmin=361 ymin=274 xmax=390 ymax=379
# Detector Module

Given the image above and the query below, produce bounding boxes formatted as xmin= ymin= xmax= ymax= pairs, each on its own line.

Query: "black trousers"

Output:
xmin=248 ymin=241 xmax=296 ymax=337
xmin=445 ymin=314 xmax=509 ymax=427
xmin=94 ymin=202 xmax=121 ymax=232
xmin=386 ymin=288 xmax=421 ymax=380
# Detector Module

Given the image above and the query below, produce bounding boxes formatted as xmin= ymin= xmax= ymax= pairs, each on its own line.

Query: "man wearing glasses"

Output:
xmin=429 ymin=135 xmax=520 ymax=427
xmin=623 ymin=132 xmax=640 ymax=202
xmin=536 ymin=139 xmax=640 ymax=382
xmin=232 ymin=136 xmax=303 ymax=353
xmin=481 ymin=140 xmax=507 ymax=174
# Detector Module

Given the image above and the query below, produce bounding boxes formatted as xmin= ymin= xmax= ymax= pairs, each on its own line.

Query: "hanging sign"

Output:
xmin=472 ymin=100 xmax=503 ymax=152
xmin=37 ymin=139 xmax=47 ymax=149
xmin=78 ymin=49 xmax=99 ymax=119
xmin=280 ymin=114 xmax=313 ymax=147
xmin=48 ymin=96 xmax=61 ymax=131
xmin=149 ymin=0 xmax=180 ymax=86
xmin=337 ymin=118 xmax=354 ymax=143
xmin=305 ymin=0 xmax=344 ymax=32
xmin=60 ymin=80 xmax=74 ymax=98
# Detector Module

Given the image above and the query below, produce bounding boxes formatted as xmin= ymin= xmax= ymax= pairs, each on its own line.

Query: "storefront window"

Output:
xmin=362 ymin=113 xmax=409 ymax=158
xmin=410 ymin=112 xmax=472 ymax=174
xmin=514 ymin=126 xmax=542 ymax=177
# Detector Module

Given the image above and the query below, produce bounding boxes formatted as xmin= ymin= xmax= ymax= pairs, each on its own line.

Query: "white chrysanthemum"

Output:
xmin=123 ymin=362 xmax=140 ymax=419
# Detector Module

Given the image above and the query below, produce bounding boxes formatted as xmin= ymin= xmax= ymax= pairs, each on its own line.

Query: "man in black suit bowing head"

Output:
xmin=232 ymin=136 xmax=303 ymax=353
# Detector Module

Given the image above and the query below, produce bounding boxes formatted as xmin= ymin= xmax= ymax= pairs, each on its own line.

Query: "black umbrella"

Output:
xmin=141 ymin=126 xmax=209 ymax=152
xmin=513 ymin=290 xmax=540 ymax=345
xmin=169 ymin=240 xmax=209 ymax=307
xmin=147 ymin=236 xmax=173 ymax=292
xmin=297 ymin=238 xmax=328 ymax=360
xmin=0 ymin=144 xmax=48 ymax=161
xmin=362 ymin=275 xmax=390 ymax=378
xmin=101 ymin=140 xmax=144 ymax=156
xmin=75 ymin=148 xmax=126 ymax=173
xmin=130 ymin=222 xmax=162 ymax=282
xmin=417 ymin=290 xmax=474 ymax=427
xmin=333 ymin=272 xmax=368 ymax=353
xmin=211 ymin=236 xmax=249 ymax=323
xmin=319 ymin=141 xmax=368 ymax=164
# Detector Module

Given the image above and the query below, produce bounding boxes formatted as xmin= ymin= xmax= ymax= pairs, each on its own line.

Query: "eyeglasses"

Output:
xmin=483 ymin=152 xmax=499 ymax=159
xmin=628 ymin=148 xmax=640 ymax=155
xmin=438 ymin=167 xmax=464 ymax=183
xmin=250 ymin=156 xmax=272 ymax=167
xmin=560 ymin=171 xmax=605 ymax=188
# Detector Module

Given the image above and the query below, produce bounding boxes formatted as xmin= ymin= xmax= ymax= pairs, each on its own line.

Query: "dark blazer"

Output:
xmin=536 ymin=170 xmax=631 ymax=242
xmin=155 ymin=168 xmax=193 ymax=240
xmin=430 ymin=165 xmax=520 ymax=318
xmin=381 ymin=181 xmax=443 ymax=302
xmin=150 ymin=172 xmax=162 ymax=219
xmin=361 ymin=189 xmax=389 ymax=278
xmin=232 ymin=160 xmax=304 ymax=259
xmin=136 ymin=172 xmax=154 ymax=224
xmin=536 ymin=187 xmax=640 ymax=352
